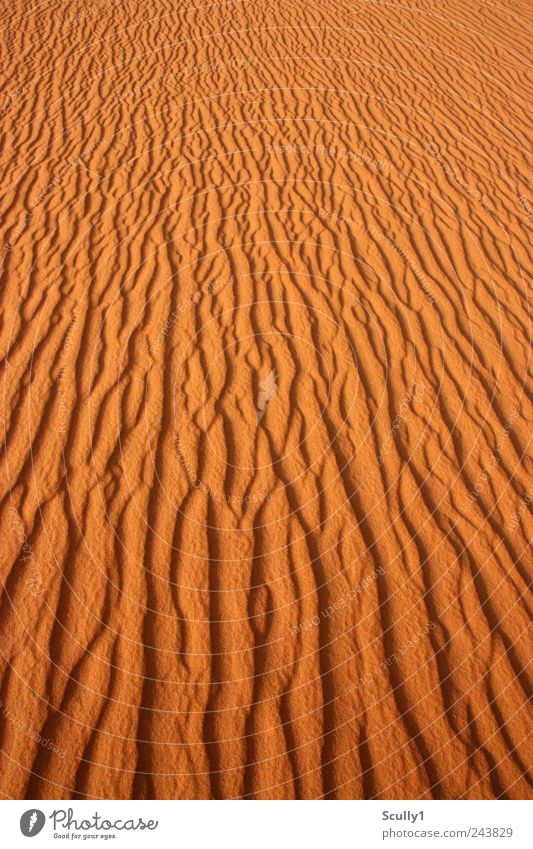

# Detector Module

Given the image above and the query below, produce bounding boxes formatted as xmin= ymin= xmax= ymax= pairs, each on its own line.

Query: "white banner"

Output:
xmin=0 ymin=800 xmax=531 ymax=848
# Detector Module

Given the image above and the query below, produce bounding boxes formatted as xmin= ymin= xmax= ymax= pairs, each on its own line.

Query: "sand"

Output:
xmin=0 ymin=0 xmax=531 ymax=800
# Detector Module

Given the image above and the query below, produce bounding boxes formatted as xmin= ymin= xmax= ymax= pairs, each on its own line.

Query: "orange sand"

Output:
xmin=0 ymin=0 xmax=531 ymax=799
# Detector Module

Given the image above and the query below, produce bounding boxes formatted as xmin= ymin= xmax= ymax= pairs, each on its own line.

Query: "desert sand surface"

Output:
xmin=0 ymin=0 xmax=531 ymax=800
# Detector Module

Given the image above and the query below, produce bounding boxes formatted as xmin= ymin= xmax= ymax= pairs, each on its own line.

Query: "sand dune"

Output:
xmin=0 ymin=0 xmax=531 ymax=799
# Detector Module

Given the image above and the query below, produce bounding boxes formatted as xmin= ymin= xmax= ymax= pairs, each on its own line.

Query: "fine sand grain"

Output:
xmin=0 ymin=0 xmax=531 ymax=799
